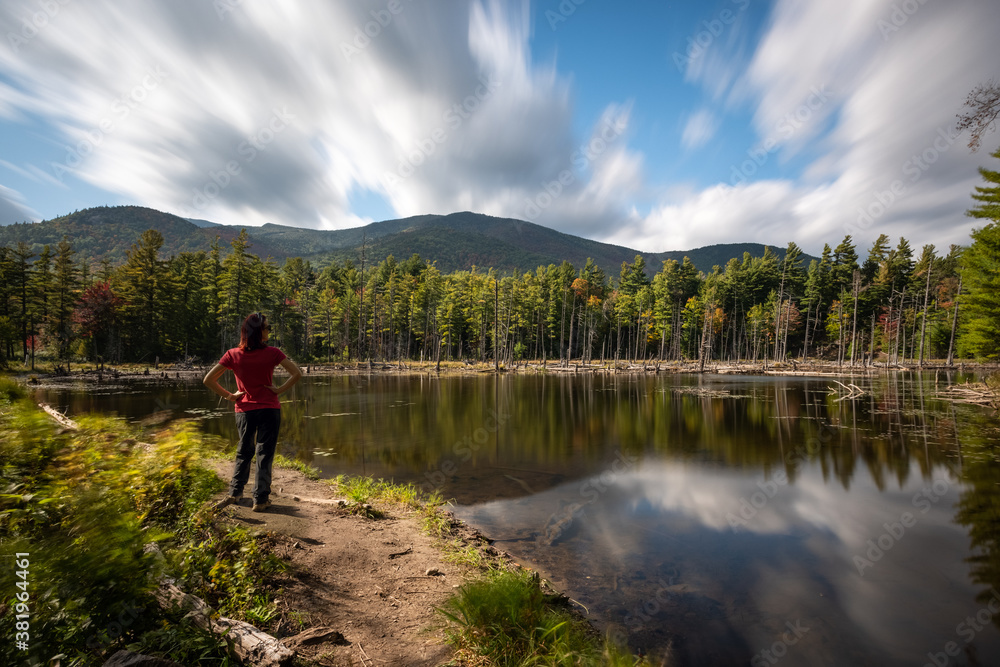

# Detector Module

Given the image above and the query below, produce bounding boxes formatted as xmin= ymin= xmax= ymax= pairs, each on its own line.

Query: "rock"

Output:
xmin=103 ymin=650 xmax=184 ymax=667
xmin=283 ymin=626 xmax=348 ymax=648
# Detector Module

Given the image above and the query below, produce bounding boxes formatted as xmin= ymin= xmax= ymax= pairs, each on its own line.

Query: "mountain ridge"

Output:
xmin=0 ymin=205 xmax=815 ymax=275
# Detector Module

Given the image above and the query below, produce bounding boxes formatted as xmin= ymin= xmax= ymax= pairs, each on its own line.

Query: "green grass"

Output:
xmin=436 ymin=569 xmax=651 ymax=667
xmin=327 ymin=474 xmax=427 ymax=509
xmin=274 ymin=453 xmax=321 ymax=480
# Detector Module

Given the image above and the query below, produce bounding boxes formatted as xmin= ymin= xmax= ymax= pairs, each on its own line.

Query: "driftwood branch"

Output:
xmin=938 ymin=383 xmax=999 ymax=408
xmin=154 ymin=582 xmax=294 ymax=666
xmin=828 ymin=381 xmax=865 ymax=401
xmin=39 ymin=402 xmax=79 ymax=430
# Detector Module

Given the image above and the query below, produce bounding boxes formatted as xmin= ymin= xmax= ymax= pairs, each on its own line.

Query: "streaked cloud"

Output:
xmin=0 ymin=0 xmax=997 ymax=254
xmin=681 ymin=109 xmax=718 ymax=150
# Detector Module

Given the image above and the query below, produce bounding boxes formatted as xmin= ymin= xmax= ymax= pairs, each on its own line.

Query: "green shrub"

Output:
xmin=0 ymin=401 xmax=277 ymax=665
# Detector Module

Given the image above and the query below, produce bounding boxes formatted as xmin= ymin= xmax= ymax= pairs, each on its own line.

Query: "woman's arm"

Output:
xmin=203 ymin=363 xmax=244 ymax=402
xmin=269 ymin=357 xmax=302 ymax=396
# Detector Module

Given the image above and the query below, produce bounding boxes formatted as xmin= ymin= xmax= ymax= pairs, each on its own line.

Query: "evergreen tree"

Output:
xmin=11 ymin=242 xmax=35 ymax=361
xmin=116 ymin=229 xmax=174 ymax=361
xmin=830 ymin=235 xmax=859 ymax=296
xmin=219 ymin=229 xmax=253 ymax=347
xmin=960 ymin=147 xmax=1000 ymax=358
xmin=31 ymin=245 xmax=53 ymax=353
xmin=51 ymin=237 xmax=78 ymax=358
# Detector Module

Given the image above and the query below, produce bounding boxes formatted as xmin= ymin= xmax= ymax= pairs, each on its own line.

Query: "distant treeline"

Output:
xmin=0 ymin=217 xmax=998 ymax=368
xmin=1 ymin=150 xmax=999 ymax=367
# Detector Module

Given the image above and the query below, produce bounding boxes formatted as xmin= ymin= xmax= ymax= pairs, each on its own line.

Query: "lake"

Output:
xmin=35 ymin=370 xmax=1000 ymax=666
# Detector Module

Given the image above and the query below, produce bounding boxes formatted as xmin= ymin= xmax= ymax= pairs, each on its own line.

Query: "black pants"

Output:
xmin=229 ymin=408 xmax=281 ymax=502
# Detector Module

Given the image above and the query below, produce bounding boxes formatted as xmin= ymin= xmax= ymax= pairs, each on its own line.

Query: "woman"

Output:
xmin=204 ymin=312 xmax=301 ymax=512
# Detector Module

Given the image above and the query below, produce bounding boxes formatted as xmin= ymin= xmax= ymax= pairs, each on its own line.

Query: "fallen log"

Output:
xmin=153 ymin=582 xmax=294 ymax=667
xmin=938 ymin=383 xmax=999 ymax=408
xmin=39 ymin=402 xmax=79 ymax=430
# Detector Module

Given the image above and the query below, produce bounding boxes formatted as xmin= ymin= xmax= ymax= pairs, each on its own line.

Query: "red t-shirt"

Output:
xmin=219 ymin=346 xmax=287 ymax=412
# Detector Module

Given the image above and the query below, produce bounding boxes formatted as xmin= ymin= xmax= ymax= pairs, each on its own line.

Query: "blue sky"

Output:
xmin=1 ymin=0 xmax=998 ymax=256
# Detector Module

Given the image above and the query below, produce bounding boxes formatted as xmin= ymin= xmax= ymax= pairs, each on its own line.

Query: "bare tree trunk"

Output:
xmin=494 ymin=278 xmax=499 ymax=372
xmin=918 ymin=257 xmax=933 ymax=368
xmin=782 ymin=299 xmax=792 ymax=361
xmin=895 ymin=287 xmax=906 ymax=366
xmin=773 ymin=263 xmax=786 ymax=362
xmin=358 ymin=234 xmax=366 ymax=361
xmin=850 ymin=271 xmax=860 ymax=366
xmin=869 ymin=313 xmax=876 ymax=366
xmin=559 ymin=285 xmax=567 ymax=365
xmin=837 ymin=300 xmax=844 ymax=368
xmin=699 ymin=305 xmax=713 ymax=372
xmin=947 ymin=274 xmax=962 ymax=366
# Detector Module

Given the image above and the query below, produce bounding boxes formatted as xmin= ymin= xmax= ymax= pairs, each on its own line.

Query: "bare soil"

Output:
xmin=204 ymin=459 xmax=489 ymax=667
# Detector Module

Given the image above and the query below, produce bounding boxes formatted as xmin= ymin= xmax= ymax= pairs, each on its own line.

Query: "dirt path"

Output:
xmin=205 ymin=460 xmax=464 ymax=667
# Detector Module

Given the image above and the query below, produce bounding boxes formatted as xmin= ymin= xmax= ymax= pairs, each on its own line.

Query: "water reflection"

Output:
xmin=33 ymin=371 xmax=1000 ymax=666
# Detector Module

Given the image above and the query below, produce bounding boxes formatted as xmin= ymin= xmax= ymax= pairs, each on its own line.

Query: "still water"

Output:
xmin=36 ymin=371 xmax=1000 ymax=665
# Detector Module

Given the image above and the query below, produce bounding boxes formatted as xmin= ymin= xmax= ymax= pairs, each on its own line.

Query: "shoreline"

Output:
xmin=12 ymin=358 xmax=999 ymax=388
xmin=206 ymin=455 xmax=632 ymax=664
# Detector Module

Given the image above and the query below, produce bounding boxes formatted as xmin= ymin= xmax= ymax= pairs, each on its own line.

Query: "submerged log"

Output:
xmin=540 ymin=500 xmax=588 ymax=546
xmin=938 ymin=383 xmax=999 ymax=408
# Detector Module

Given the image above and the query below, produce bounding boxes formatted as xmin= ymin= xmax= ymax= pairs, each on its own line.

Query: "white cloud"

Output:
xmin=0 ymin=0 xmax=997 ymax=256
xmin=0 ymin=0 xmax=639 ymax=235
xmin=625 ymin=0 xmax=1000 ymax=255
xmin=608 ymin=181 xmax=798 ymax=252
xmin=0 ymin=184 xmax=38 ymax=223
xmin=681 ymin=109 xmax=718 ymax=150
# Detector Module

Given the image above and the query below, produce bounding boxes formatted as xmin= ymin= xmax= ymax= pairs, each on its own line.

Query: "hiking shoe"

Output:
xmin=252 ymin=500 xmax=271 ymax=512
xmin=213 ymin=495 xmax=242 ymax=510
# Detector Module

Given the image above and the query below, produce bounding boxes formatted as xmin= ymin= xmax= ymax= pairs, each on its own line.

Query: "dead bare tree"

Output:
xmin=957 ymin=79 xmax=1000 ymax=152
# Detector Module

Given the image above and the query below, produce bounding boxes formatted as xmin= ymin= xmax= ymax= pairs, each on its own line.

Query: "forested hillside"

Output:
xmin=1 ymin=149 xmax=998 ymax=368
xmin=0 ymin=206 xmax=810 ymax=275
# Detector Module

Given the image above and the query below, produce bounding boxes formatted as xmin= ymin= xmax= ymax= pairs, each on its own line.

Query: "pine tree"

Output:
xmin=219 ymin=229 xmax=253 ymax=348
xmin=52 ymin=237 xmax=78 ymax=359
xmin=116 ymin=229 xmax=173 ymax=361
xmin=960 ymin=147 xmax=1000 ymax=358
xmin=12 ymin=242 xmax=35 ymax=362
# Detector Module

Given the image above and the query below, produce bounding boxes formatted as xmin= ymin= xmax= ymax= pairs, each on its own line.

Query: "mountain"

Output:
xmin=185 ymin=217 xmax=222 ymax=228
xmin=0 ymin=205 xmax=816 ymax=275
